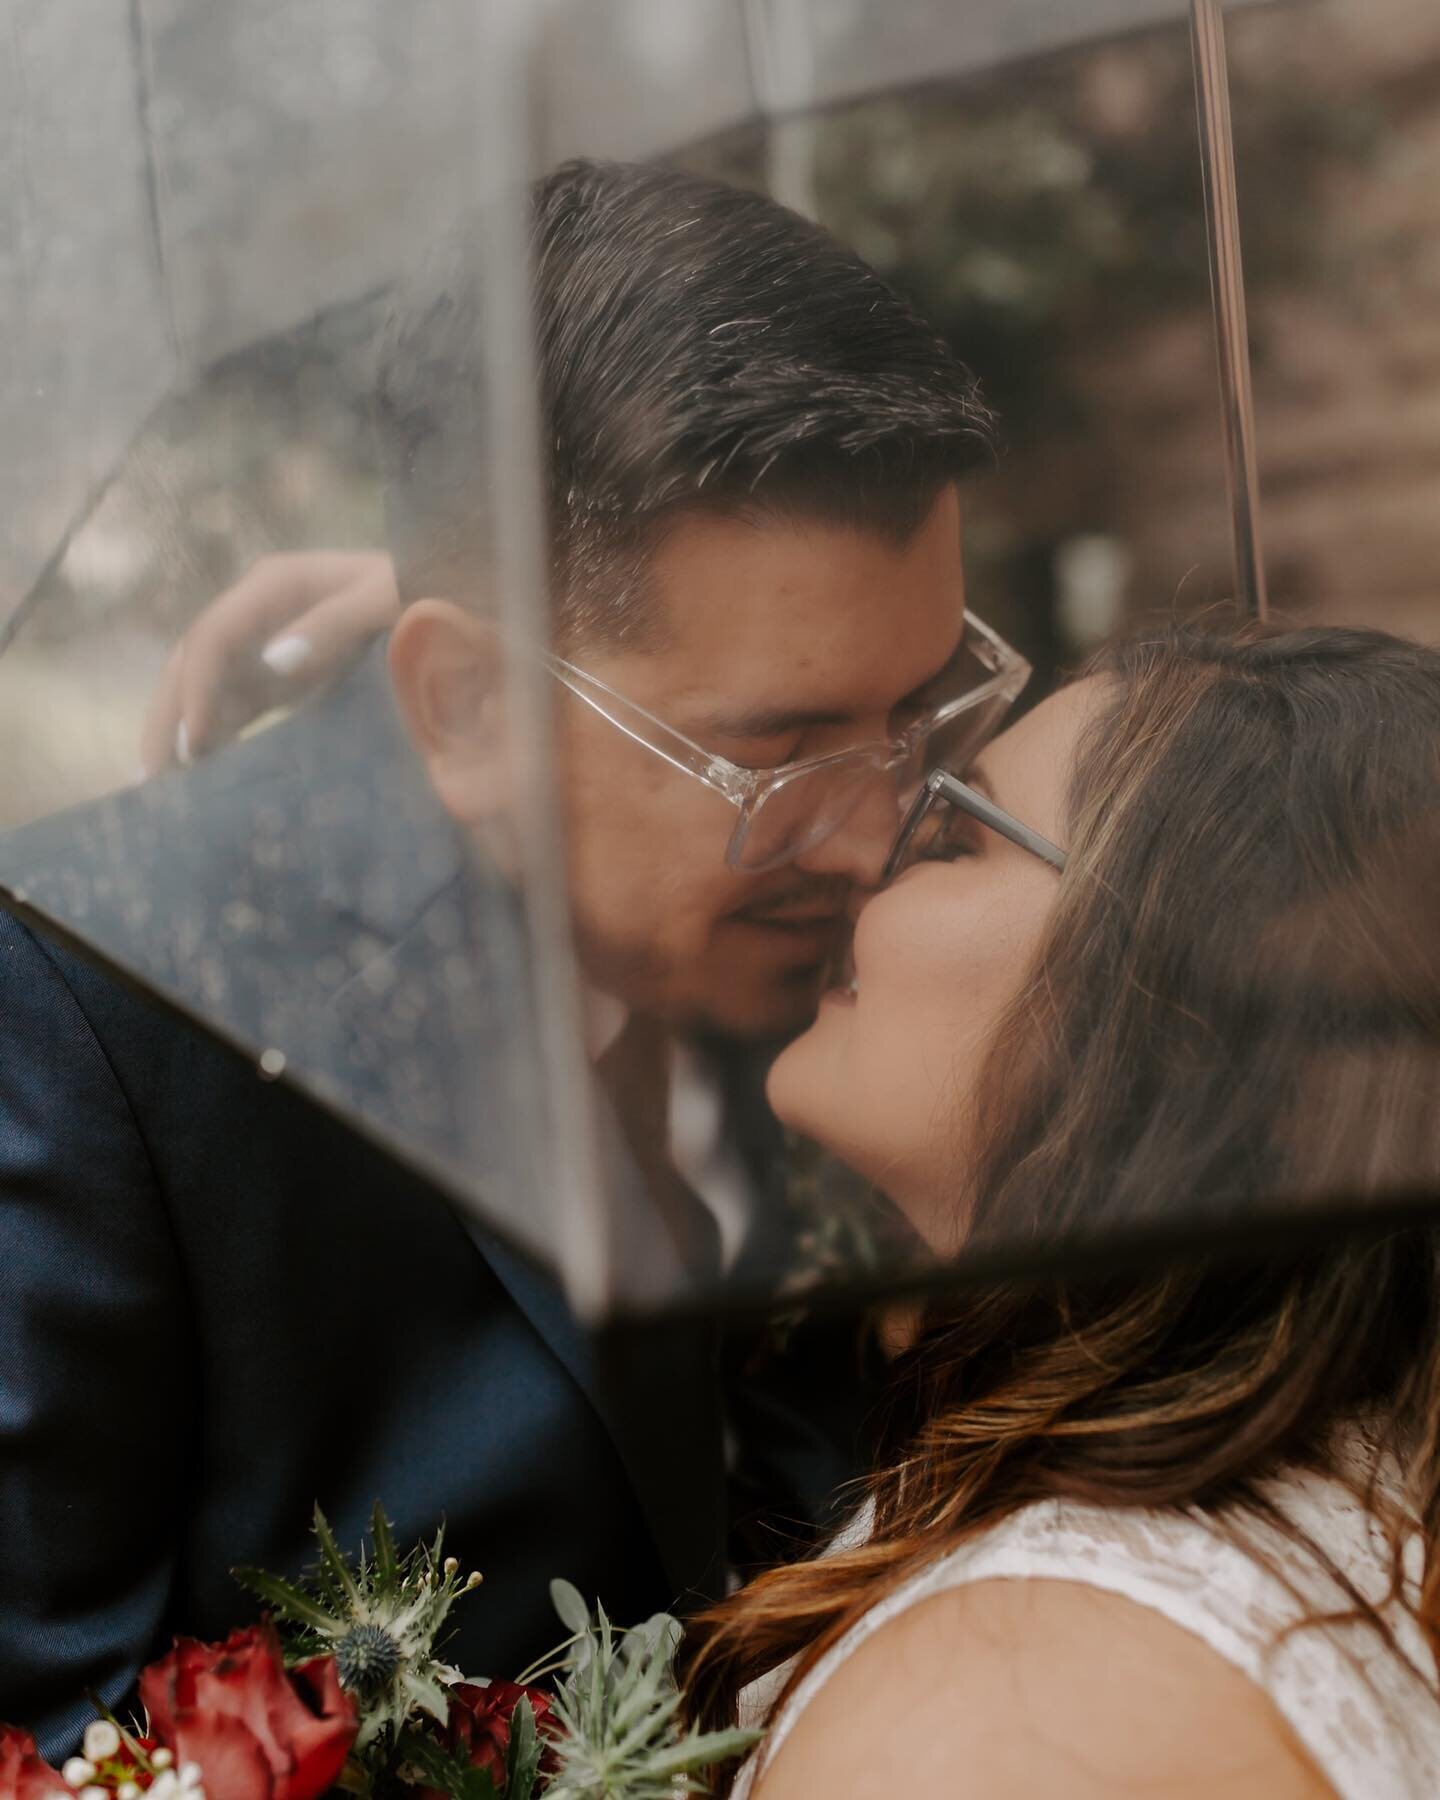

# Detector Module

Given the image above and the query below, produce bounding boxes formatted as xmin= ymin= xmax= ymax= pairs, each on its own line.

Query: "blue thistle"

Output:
xmin=335 ymin=1622 xmax=402 ymax=1695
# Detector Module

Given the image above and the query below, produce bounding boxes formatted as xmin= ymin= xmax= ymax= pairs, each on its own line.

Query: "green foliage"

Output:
xmin=540 ymin=1587 xmax=758 ymax=1800
xmin=389 ymin=1693 xmax=544 ymax=1800
xmin=394 ymin=1731 xmax=505 ymax=1800
xmin=507 ymin=1697 xmax=544 ymax=1800
xmin=235 ymin=1516 xmax=751 ymax=1799
xmin=234 ymin=1502 xmax=482 ymax=1754
xmin=681 ymin=29 xmax=1380 ymax=439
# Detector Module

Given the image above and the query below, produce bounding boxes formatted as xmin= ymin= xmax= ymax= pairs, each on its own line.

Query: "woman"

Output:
xmin=677 ymin=620 xmax=1440 ymax=1799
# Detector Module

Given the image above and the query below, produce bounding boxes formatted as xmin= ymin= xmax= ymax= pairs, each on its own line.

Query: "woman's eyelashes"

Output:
xmin=917 ymin=812 xmax=981 ymax=863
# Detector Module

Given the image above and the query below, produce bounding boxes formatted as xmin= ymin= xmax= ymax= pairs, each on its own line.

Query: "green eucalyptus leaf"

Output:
xmin=621 ymin=1614 xmax=679 ymax=1666
xmin=550 ymin=1578 xmax=591 ymax=1639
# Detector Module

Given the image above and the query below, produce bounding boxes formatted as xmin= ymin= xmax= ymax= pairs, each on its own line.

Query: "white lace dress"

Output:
xmin=733 ymin=1433 xmax=1440 ymax=1799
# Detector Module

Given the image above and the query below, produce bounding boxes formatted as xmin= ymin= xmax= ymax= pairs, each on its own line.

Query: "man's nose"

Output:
xmin=791 ymin=777 xmax=900 ymax=888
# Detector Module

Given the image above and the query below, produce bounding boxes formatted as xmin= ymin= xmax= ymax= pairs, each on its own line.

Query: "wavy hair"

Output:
xmin=681 ymin=620 xmax=1440 ymax=1754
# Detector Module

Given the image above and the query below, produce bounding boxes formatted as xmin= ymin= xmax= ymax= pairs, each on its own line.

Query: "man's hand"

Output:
xmin=139 ymin=551 xmax=401 ymax=774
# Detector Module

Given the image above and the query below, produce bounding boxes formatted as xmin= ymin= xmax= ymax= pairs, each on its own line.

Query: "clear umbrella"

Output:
xmin=5 ymin=0 xmax=1429 ymax=1322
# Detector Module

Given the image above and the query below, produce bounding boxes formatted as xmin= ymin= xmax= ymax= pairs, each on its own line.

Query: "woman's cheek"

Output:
xmin=859 ymin=873 xmax=982 ymax=1021
xmin=771 ymin=866 xmax=1054 ymax=1209
xmin=843 ymin=884 xmax=978 ymax=1177
xmin=850 ymin=878 xmax=1040 ymax=1195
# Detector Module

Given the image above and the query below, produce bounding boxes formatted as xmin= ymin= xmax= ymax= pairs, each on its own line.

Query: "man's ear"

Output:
xmin=387 ymin=600 xmax=514 ymax=827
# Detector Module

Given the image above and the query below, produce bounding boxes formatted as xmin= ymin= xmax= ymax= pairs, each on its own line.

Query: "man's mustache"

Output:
xmin=731 ymin=877 xmax=853 ymax=922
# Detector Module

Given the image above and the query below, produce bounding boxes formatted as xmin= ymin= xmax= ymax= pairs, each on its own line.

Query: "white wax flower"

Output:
xmin=82 ymin=1722 xmax=121 ymax=1763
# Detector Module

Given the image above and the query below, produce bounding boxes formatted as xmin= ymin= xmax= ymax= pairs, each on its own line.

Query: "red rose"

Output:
xmin=418 ymin=1681 xmax=557 ymax=1797
xmin=0 ymin=1725 xmax=65 ymax=1800
xmin=139 ymin=1627 xmax=357 ymax=1800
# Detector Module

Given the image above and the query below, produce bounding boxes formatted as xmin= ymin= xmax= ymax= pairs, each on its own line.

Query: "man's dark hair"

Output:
xmin=375 ymin=159 xmax=995 ymax=647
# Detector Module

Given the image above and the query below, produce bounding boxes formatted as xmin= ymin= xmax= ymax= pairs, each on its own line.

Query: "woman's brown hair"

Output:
xmin=681 ymin=620 xmax=1440 ymax=1750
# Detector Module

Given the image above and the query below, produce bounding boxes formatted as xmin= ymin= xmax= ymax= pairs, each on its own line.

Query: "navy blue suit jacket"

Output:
xmin=0 ymin=655 xmax=858 ymax=1758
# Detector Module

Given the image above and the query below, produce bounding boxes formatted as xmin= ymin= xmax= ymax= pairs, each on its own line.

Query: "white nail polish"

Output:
xmin=175 ymin=720 xmax=191 ymax=765
xmin=261 ymin=633 xmax=313 ymax=679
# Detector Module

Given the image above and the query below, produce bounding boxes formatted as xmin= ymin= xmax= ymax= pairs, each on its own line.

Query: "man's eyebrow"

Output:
xmin=694 ymin=627 xmax=968 ymax=742
xmin=695 ymin=702 xmax=857 ymax=739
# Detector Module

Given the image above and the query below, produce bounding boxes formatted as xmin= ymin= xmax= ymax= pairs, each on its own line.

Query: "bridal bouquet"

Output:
xmin=0 ymin=1506 xmax=754 ymax=1800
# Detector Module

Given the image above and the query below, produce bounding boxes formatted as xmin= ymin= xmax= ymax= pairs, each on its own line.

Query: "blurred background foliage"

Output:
xmin=8 ymin=0 xmax=1440 ymax=817
xmin=691 ymin=36 xmax=1379 ymax=434
xmin=679 ymin=16 xmax=1393 ymax=685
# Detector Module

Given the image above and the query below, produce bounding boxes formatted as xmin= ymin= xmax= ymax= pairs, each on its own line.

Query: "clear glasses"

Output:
xmin=543 ymin=613 xmax=1031 ymax=873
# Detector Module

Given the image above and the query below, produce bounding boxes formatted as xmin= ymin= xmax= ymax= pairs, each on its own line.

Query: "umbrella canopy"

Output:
xmin=5 ymin=0 xmax=1425 ymax=1324
xmin=1 ymin=0 xmax=1267 ymax=614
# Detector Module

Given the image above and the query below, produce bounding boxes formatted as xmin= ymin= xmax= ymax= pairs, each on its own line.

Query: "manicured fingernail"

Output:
xmin=261 ymin=633 xmax=312 ymax=679
xmin=175 ymin=720 xmax=191 ymax=765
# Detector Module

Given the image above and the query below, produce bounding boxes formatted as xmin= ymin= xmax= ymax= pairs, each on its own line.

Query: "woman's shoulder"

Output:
xmin=745 ymin=1457 xmax=1440 ymax=1800
xmin=753 ymin=1569 xmax=1332 ymax=1799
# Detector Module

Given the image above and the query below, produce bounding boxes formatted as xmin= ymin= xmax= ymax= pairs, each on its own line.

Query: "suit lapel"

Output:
xmin=305 ymin=654 xmax=728 ymax=1602
xmin=480 ymin=1235 xmax=727 ymax=1605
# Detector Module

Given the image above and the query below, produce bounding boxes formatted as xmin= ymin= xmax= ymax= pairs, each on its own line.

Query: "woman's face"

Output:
xmin=767 ymin=677 xmax=1104 ymax=1246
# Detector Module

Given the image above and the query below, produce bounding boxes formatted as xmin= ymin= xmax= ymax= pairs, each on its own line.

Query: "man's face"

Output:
xmin=555 ymin=486 xmax=967 ymax=1039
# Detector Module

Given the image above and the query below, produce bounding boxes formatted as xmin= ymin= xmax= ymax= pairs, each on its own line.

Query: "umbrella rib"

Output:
xmin=127 ymin=0 xmax=184 ymax=363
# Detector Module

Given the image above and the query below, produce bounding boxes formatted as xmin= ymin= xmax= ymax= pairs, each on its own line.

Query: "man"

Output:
xmin=0 ymin=161 xmax=995 ymax=1754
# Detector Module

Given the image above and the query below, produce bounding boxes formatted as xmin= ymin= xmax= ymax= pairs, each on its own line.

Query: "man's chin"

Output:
xmin=571 ymin=930 xmax=827 ymax=1042
xmin=680 ymin=962 xmax=826 ymax=1043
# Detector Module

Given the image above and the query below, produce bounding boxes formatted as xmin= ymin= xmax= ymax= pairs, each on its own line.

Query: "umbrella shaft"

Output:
xmin=1191 ymin=0 xmax=1269 ymax=621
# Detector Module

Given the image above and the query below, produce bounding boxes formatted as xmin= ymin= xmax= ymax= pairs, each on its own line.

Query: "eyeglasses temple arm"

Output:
xmin=548 ymin=666 xmax=747 ymax=805
xmin=930 ymin=771 xmax=1068 ymax=871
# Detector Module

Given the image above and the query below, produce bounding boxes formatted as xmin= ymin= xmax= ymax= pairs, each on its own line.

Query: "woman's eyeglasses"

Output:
xmin=542 ymin=613 xmax=1031 ymax=874
xmin=882 ymin=768 xmax=1068 ymax=883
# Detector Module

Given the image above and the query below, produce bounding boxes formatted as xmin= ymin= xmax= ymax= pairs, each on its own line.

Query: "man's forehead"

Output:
xmin=684 ymin=614 xmax=968 ymax=739
xmin=633 ymin=490 xmax=966 ymax=728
